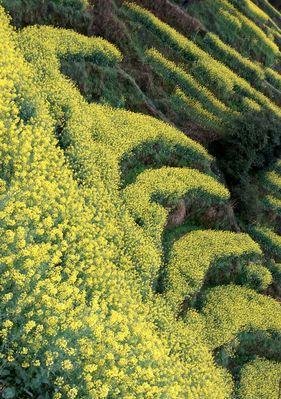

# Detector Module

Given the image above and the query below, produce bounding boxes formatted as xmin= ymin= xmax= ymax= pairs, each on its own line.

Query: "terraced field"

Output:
xmin=0 ymin=0 xmax=280 ymax=398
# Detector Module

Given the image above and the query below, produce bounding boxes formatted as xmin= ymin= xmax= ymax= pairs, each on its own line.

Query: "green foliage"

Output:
xmin=146 ymin=47 xmax=231 ymax=120
xmin=0 ymin=0 xmax=92 ymax=32
xmin=212 ymin=107 xmax=281 ymax=182
xmin=241 ymin=263 xmax=273 ymax=291
xmin=19 ymin=24 xmax=122 ymax=67
xmin=262 ymin=160 xmax=281 ymax=196
xmin=250 ymin=226 xmax=281 ymax=260
xmin=200 ymin=33 xmax=264 ymax=87
xmin=188 ymin=0 xmax=280 ymax=65
xmin=94 ymin=105 xmax=213 ymax=184
xmin=246 ymin=159 xmax=281 ymax=292
xmin=125 ymin=2 xmax=236 ymax=102
xmin=229 ymin=0 xmax=270 ymax=24
xmin=254 ymin=0 xmax=281 ymax=23
xmin=172 ymin=88 xmax=225 ymax=131
xmin=265 ymin=67 xmax=281 ymax=93
xmin=125 ymin=2 xmax=281 ymax=120
xmin=265 ymin=160 xmax=281 ymax=190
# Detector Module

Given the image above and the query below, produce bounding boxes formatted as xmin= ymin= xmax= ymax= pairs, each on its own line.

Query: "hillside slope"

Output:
xmin=0 ymin=0 xmax=281 ymax=398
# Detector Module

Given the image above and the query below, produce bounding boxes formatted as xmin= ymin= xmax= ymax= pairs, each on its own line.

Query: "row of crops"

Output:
xmin=0 ymin=0 xmax=280 ymax=398
xmin=126 ymin=2 xmax=281 ymax=123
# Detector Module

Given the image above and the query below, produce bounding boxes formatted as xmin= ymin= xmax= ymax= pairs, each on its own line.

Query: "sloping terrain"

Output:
xmin=0 ymin=0 xmax=281 ymax=398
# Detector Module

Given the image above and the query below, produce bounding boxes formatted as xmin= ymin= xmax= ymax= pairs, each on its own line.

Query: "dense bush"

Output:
xmin=0 ymin=6 xmax=235 ymax=397
xmin=254 ymin=0 xmax=281 ymax=21
xmin=172 ymin=88 xmax=225 ymax=131
xmin=0 ymin=0 xmax=92 ymax=32
xmin=0 ymin=2 xmax=280 ymax=398
xmin=211 ymin=107 xmax=281 ymax=182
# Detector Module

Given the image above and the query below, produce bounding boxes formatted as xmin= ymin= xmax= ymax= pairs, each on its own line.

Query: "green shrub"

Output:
xmin=1 ymin=2 xmax=281 ymax=398
xmin=125 ymin=2 xmax=235 ymax=101
xmin=229 ymin=0 xmax=270 ymax=24
xmin=241 ymin=263 xmax=273 ymax=291
xmin=265 ymin=67 xmax=281 ymax=93
xmin=95 ymin=104 xmax=213 ymax=183
xmin=212 ymin=107 xmax=281 ymax=182
xmin=262 ymin=166 xmax=281 ymax=194
xmin=253 ymin=0 xmax=281 ymax=24
xmin=125 ymin=2 xmax=281 ymax=117
xmin=268 ymin=261 xmax=281 ymax=287
xmin=263 ymin=195 xmax=281 ymax=216
xmin=1 ymin=0 xmax=92 ymax=32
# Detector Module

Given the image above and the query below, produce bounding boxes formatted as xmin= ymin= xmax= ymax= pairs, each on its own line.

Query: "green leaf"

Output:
xmin=3 ymin=387 xmax=16 ymax=399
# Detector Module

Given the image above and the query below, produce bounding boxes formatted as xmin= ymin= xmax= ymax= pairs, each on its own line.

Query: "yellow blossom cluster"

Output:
xmin=0 ymin=3 xmax=280 ymax=399
xmin=237 ymin=358 xmax=281 ymax=399
xmin=123 ymin=166 xmax=229 ymax=244
xmin=0 ymin=6 xmax=234 ymax=397
xmin=165 ymin=230 xmax=266 ymax=309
